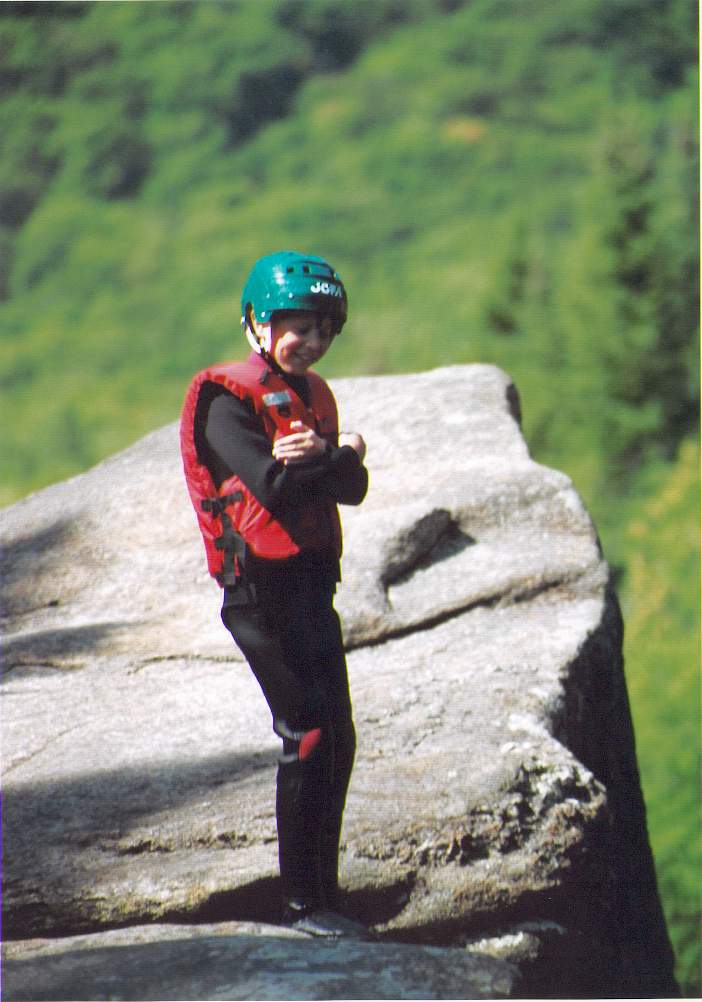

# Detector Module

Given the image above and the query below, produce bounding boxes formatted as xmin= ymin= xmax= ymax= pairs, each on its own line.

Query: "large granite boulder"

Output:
xmin=2 ymin=365 xmax=678 ymax=998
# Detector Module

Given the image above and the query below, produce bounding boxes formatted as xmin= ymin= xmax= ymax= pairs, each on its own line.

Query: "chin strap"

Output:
xmin=243 ymin=314 xmax=293 ymax=384
xmin=243 ymin=312 xmax=272 ymax=355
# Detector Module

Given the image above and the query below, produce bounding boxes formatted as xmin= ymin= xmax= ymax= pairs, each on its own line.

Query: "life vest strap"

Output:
xmin=201 ymin=493 xmax=246 ymax=587
xmin=201 ymin=492 xmax=243 ymax=514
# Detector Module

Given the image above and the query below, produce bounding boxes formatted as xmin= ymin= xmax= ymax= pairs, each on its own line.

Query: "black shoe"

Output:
xmin=283 ymin=902 xmax=374 ymax=940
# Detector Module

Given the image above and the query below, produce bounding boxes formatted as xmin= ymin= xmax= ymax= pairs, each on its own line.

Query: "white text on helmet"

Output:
xmin=310 ymin=281 xmax=344 ymax=298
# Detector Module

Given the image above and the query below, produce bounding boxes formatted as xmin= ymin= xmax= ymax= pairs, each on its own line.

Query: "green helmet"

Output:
xmin=241 ymin=251 xmax=348 ymax=338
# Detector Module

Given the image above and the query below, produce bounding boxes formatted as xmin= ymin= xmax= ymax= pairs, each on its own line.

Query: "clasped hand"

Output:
xmin=273 ymin=421 xmax=366 ymax=465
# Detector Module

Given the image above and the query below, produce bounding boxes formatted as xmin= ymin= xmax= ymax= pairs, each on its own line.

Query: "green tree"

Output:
xmin=552 ymin=104 xmax=698 ymax=491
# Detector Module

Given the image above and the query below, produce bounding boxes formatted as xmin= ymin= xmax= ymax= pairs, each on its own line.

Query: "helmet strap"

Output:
xmin=243 ymin=308 xmax=273 ymax=356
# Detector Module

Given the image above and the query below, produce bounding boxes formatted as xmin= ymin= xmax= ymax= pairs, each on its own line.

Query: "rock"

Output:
xmin=1 ymin=364 xmax=678 ymax=997
xmin=2 ymin=922 xmax=518 ymax=1001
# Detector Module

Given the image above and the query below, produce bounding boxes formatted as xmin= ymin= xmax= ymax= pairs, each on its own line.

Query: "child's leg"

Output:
xmin=283 ymin=600 xmax=356 ymax=910
xmin=221 ymin=590 xmax=334 ymax=912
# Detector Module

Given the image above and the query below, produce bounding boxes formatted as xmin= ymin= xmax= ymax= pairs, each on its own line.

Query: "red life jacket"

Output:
xmin=180 ymin=351 xmax=342 ymax=586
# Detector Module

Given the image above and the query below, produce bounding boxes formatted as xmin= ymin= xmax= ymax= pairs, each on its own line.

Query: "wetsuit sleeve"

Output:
xmin=204 ymin=392 xmax=368 ymax=511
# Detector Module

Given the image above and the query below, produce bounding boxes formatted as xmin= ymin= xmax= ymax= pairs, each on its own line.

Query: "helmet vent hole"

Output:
xmin=286 ymin=266 xmax=294 ymax=273
xmin=303 ymin=265 xmax=310 ymax=273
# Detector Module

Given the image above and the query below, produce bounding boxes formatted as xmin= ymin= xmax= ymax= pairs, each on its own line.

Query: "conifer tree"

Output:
xmin=556 ymin=107 xmax=697 ymax=488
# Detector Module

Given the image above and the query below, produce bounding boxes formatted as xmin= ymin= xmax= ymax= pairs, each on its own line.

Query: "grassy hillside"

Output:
xmin=618 ymin=440 xmax=701 ymax=988
xmin=1 ymin=0 xmax=699 ymax=991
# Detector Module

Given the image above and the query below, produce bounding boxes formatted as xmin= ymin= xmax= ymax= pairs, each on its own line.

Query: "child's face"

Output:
xmin=270 ymin=311 xmax=335 ymax=375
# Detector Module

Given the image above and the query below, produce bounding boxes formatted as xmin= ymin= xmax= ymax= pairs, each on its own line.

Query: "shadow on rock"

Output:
xmin=2 ymin=622 xmax=126 ymax=675
xmin=4 ymin=748 xmax=280 ymax=937
xmin=0 ymin=518 xmax=76 ymax=618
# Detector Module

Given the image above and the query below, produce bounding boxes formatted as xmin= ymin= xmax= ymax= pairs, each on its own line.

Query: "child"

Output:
xmin=180 ymin=251 xmax=368 ymax=937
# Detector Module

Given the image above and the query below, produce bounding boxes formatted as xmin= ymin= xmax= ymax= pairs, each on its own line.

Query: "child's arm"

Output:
xmin=273 ymin=422 xmax=366 ymax=465
xmin=205 ymin=394 xmax=367 ymax=509
xmin=338 ymin=431 xmax=366 ymax=462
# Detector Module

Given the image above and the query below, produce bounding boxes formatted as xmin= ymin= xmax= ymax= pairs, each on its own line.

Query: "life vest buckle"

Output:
xmin=202 ymin=492 xmax=246 ymax=586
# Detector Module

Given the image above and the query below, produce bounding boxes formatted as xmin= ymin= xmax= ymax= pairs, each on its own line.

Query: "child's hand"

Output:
xmin=273 ymin=421 xmax=328 ymax=465
xmin=339 ymin=431 xmax=366 ymax=462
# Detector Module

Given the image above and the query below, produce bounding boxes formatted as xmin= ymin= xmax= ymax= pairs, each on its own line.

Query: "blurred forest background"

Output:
xmin=1 ymin=0 xmax=699 ymax=991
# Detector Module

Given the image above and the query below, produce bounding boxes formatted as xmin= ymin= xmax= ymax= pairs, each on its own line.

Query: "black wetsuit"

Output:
xmin=203 ymin=370 xmax=368 ymax=913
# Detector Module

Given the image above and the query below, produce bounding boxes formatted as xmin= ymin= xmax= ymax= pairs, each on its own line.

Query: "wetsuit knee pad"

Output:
xmin=274 ymin=718 xmax=323 ymax=764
